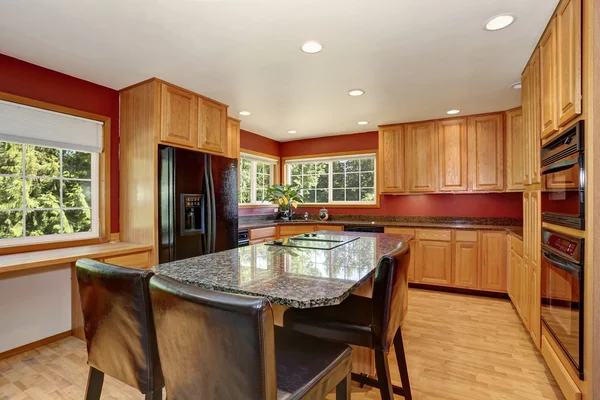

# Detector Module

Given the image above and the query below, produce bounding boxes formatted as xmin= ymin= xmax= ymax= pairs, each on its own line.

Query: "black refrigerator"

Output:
xmin=158 ymin=146 xmax=238 ymax=263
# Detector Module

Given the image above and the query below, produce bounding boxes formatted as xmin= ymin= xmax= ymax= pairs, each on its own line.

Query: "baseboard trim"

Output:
xmin=0 ymin=331 xmax=72 ymax=360
xmin=408 ymin=283 xmax=510 ymax=300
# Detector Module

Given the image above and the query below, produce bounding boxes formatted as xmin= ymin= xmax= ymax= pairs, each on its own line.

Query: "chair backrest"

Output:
xmin=371 ymin=242 xmax=410 ymax=351
xmin=75 ymin=258 xmax=163 ymax=393
xmin=149 ymin=275 xmax=277 ymax=400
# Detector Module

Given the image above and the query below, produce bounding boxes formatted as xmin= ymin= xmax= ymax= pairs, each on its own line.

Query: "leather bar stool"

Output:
xmin=149 ymin=274 xmax=353 ymax=400
xmin=75 ymin=259 xmax=164 ymax=400
xmin=283 ymin=243 xmax=412 ymax=400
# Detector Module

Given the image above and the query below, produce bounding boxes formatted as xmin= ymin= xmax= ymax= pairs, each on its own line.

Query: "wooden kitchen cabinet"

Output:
xmin=540 ymin=18 xmax=559 ymax=139
xmin=415 ymin=229 xmax=452 ymax=286
xmin=406 ymin=121 xmax=438 ymax=193
xmin=505 ymin=108 xmax=526 ymax=191
xmin=249 ymin=226 xmax=278 ymax=244
xmin=522 ymin=50 xmax=542 ymax=186
xmin=467 ymin=114 xmax=504 ymax=192
xmin=104 ymin=252 xmax=151 ymax=269
xmin=556 ymin=0 xmax=582 ymax=127
xmin=316 ymin=224 xmax=344 ymax=231
xmin=198 ymin=97 xmax=227 ymax=155
xmin=225 ymin=117 xmax=241 ymax=159
xmin=278 ymin=225 xmax=315 ymax=239
xmin=453 ymin=230 xmax=479 ymax=288
xmin=384 ymin=227 xmax=415 ymax=282
xmin=378 ymin=125 xmax=405 ymax=193
xmin=160 ymin=83 xmax=197 ymax=148
xmin=479 ymin=231 xmax=507 ymax=292
xmin=438 ymin=118 xmax=468 ymax=192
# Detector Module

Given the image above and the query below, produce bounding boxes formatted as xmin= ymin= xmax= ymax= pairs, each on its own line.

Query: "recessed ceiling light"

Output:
xmin=485 ymin=14 xmax=516 ymax=31
xmin=358 ymin=121 xmax=369 ymax=125
xmin=511 ymin=82 xmax=522 ymax=89
xmin=447 ymin=109 xmax=461 ymax=115
xmin=288 ymin=130 xmax=297 ymax=134
xmin=301 ymin=41 xmax=322 ymax=54
xmin=348 ymin=89 xmax=365 ymax=97
xmin=238 ymin=111 xmax=251 ymax=116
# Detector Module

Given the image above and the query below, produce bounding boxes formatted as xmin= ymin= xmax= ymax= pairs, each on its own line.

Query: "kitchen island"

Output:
xmin=155 ymin=230 xmax=413 ymax=375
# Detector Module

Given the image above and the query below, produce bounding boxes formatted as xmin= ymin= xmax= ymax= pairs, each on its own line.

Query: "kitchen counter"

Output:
xmin=239 ymin=219 xmax=523 ymax=240
xmin=155 ymin=231 xmax=412 ymax=308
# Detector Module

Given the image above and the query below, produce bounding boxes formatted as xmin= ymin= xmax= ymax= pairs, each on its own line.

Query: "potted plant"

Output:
xmin=263 ymin=183 xmax=304 ymax=221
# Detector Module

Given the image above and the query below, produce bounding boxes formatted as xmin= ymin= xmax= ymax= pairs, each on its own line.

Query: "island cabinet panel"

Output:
xmin=479 ymin=231 xmax=508 ymax=292
xmin=505 ymin=108 xmax=526 ymax=191
xmin=378 ymin=125 xmax=405 ymax=193
xmin=556 ymin=0 xmax=582 ymax=127
xmin=415 ymin=240 xmax=452 ymax=286
xmin=540 ymin=18 xmax=559 ymax=139
xmin=198 ymin=97 xmax=227 ymax=155
xmin=278 ymin=225 xmax=315 ymax=239
xmin=160 ymin=83 xmax=197 ymax=148
xmin=405 ymin=121 xmax=438 ymax=193
xmin=467 ymin=114 xmax=504 ymax=192
xmin=437 ymin=118 xmax=468 ymax=192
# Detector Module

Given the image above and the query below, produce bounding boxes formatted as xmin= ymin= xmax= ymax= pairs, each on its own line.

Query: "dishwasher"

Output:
xmin=344 ymin=225 xmax=384 ymax=233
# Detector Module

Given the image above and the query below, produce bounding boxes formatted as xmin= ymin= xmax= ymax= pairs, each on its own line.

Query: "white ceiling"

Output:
xmin=0 ymin=0 xmax=558 ymax=142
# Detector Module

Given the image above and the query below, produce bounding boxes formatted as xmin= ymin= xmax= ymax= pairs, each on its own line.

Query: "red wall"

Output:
xmin=0 ymin=54 xmax=120 ymax=232
xmin=280 ymin=131 xmax=378 ymax=157
xmin=241 ymin=129 xmax=281 ymax=156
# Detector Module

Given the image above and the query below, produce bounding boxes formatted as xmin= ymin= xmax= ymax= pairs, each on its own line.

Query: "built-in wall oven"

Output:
xmin=540 ymin=228 xmax=584 ymax=378
xmin=540 ymin=120 xmax=584 ymax=230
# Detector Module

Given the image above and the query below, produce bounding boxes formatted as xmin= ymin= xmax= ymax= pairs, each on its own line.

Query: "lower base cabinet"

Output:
xmin=453 ymin=241 xmax=479 ymax=288
xmin=480 ymin=231 xmax=508 ymax=292
xmin=416 ymin=240 xmax=452 ymax=286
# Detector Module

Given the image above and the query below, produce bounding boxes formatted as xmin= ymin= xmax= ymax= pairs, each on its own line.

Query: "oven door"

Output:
xmin=541 ymin=155 xmax=584 ymax=230
xmin=540 ymin=248 xmax=584 ymax=378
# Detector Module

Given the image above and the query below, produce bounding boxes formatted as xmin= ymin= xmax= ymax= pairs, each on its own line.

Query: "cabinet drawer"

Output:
xmin=104 ymin=252 xmax=150 ymax=269
xmin=415 ymin=229 xmax=451 ymax=242
xmin=455 ymin=230 xmax=478 ymax=242
xmin=511 ymin=235 xmax=524 ymax=256
xmin=384 ymin=227 xmax=415 ymax=235
xmin=249 ymin=227 xmax=278 ymax=240
xmin=278 ymin=225 xmax=315 ymax=237
xmin=316 ymin=224 xmax=344 ymax=231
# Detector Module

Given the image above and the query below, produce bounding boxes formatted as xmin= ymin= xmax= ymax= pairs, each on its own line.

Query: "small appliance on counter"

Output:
xmin=319 ymin=208 xmax=329 ymax=221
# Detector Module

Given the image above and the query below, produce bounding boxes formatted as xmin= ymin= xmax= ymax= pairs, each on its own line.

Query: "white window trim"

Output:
xmin=239 ymin=152 xmax=278 ymax=205
xmin=284 ymin=153 xmax=377 ymax=205
xmin=0 ymin=148 xmax=100 ymax=247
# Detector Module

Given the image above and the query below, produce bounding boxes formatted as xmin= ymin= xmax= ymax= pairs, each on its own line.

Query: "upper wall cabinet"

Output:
xmin=160 ymin=84 xmax=197 ymax=148
xmin=379 ymin=125 xmax=405 ymax=193
xmin=522 ymin=50 xmax=542 ymax=186
xmin=438 ymin=118 xmax=468 ymax=192
xmin=198 ymin=97 xmax=227 ymax=155
xmin=468 ymin=114 xmax=505 ymax=192
xmin=540 ymin=19 xmax=558 ymax=139
xmin=225 ymin=117 xmax=241 ymax=159
xmin=505 ymin=108 xmax=526 ymax=191
xmin=556 ymin=0 xmax=582 ymax=127
xmin=406 ymin=121 xmax=438 ymax=193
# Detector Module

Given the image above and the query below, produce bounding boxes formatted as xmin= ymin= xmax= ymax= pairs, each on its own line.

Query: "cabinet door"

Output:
xmin=198 ymin=97 xmax=227 ymax=154
xmin=378 ymin=125 xmax=405 ymax=193
xmin=520 ymin=254 xmax=530 ymax=329
xmin=453 ymin=241 xmax=479 ymax=288
xmin=540 ymin=18 xmax=559 ymax=139
xmin=160 ymin=84 xmax=197 ymax=147
xmin=529 ymin=50 xmax=542 ymax=185
xmin=521 ymin=66 xmax=531 ymax=186
xmin=416 ymin=240 xmax=452 ymax=286
xmin=467 ymin=114 xmax=504 ymax=191
xmin=406 ymin=121 xmax=437 ymax=193
xmin=438 ymin=118 xmax=468 ymax=192
xmin=225 ymin=117 xmax=241 ymax=159
xmin=556 ymin=0 xmax=582 ymax=127
xmin=529 ymin=191 xmax=542 ymax=348
xmin=480 ymin=231 xmax=507 ymax=292
xmin=104 ymin=252 xmax=150 ymax=269
xmin=505 ymin=108 xmax=526 ymax=191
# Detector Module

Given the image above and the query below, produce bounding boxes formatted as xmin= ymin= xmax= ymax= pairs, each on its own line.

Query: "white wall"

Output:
xmin=0 ymin=264 xmax=72 ymax=353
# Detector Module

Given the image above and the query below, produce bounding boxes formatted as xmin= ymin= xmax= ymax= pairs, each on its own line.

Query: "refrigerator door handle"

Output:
xmin=203 ymin=153 xmax=212 ymax=254
xmin=209 ymin=155 xmax=217 ymax=253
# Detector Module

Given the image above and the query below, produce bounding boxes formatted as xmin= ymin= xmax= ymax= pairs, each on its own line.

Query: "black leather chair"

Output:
xmin=149 ymin=274 xmax=353 ymax=400
xmin=283 ymin=242 xmax=412 ymax=400
xmin=75 ymin=258 xmax=164 ymax=400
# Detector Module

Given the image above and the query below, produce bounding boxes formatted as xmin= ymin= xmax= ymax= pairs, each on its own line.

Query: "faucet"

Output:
xmin=304 ymin=212 xmax=309 ymax=221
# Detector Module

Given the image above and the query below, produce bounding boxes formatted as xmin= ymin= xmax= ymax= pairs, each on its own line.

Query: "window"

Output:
xmin=285 ymin=153 xmax=376 ymax=204
xmin=0 ymin=141 xmax=99 ymax=245
xmin=239 ymin=152 xmax=278 ymax=205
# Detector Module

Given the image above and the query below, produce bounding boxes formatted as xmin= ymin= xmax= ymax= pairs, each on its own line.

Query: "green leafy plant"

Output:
xmin=263 ymin=183 xmax=304 ymax=220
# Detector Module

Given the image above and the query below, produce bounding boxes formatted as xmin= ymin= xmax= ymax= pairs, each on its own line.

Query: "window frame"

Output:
xmin=283 ymin=151 xmax=379 ymax=207
xmin=0 ymin=91 xmax=111 ymax=255
xmin=238 ymin=151 xmax=280 ymax=207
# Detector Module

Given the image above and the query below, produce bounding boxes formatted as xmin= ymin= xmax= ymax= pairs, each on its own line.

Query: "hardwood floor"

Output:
xmin=0 ymin=289 xmax=564 ymax=400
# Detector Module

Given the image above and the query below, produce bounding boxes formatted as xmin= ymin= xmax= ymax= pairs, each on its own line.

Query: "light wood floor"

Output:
xmin=0 ymin=289 xmax=564 ymax=400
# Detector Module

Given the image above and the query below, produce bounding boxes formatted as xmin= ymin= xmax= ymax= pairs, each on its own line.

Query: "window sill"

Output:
xmin=296 ymin=203 xmax=380 ymax=209
xmin=239 ymin=204 xmax=277 ymax=208
xmin=0 ymin=242 xmax=153 ymax=276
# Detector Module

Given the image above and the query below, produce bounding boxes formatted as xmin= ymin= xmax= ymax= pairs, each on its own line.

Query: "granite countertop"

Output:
xmin=239 ymin=219 xmax=524 ymax=240
xmin=155 ymin=231 xmax=412 ymax=309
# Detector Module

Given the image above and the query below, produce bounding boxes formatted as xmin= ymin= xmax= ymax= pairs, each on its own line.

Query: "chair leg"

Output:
xmin=394 ymin=328 xmax=412 ymax=400
xmin=145 ymin=389 xmax=163 ymax=400
xmin=84 ymin=367 xmax=104 ymax=400
xmin=374 ymin=350 xmax=394 ymax=400
xmin=336 ymin=372 xmax=351 ymax=400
